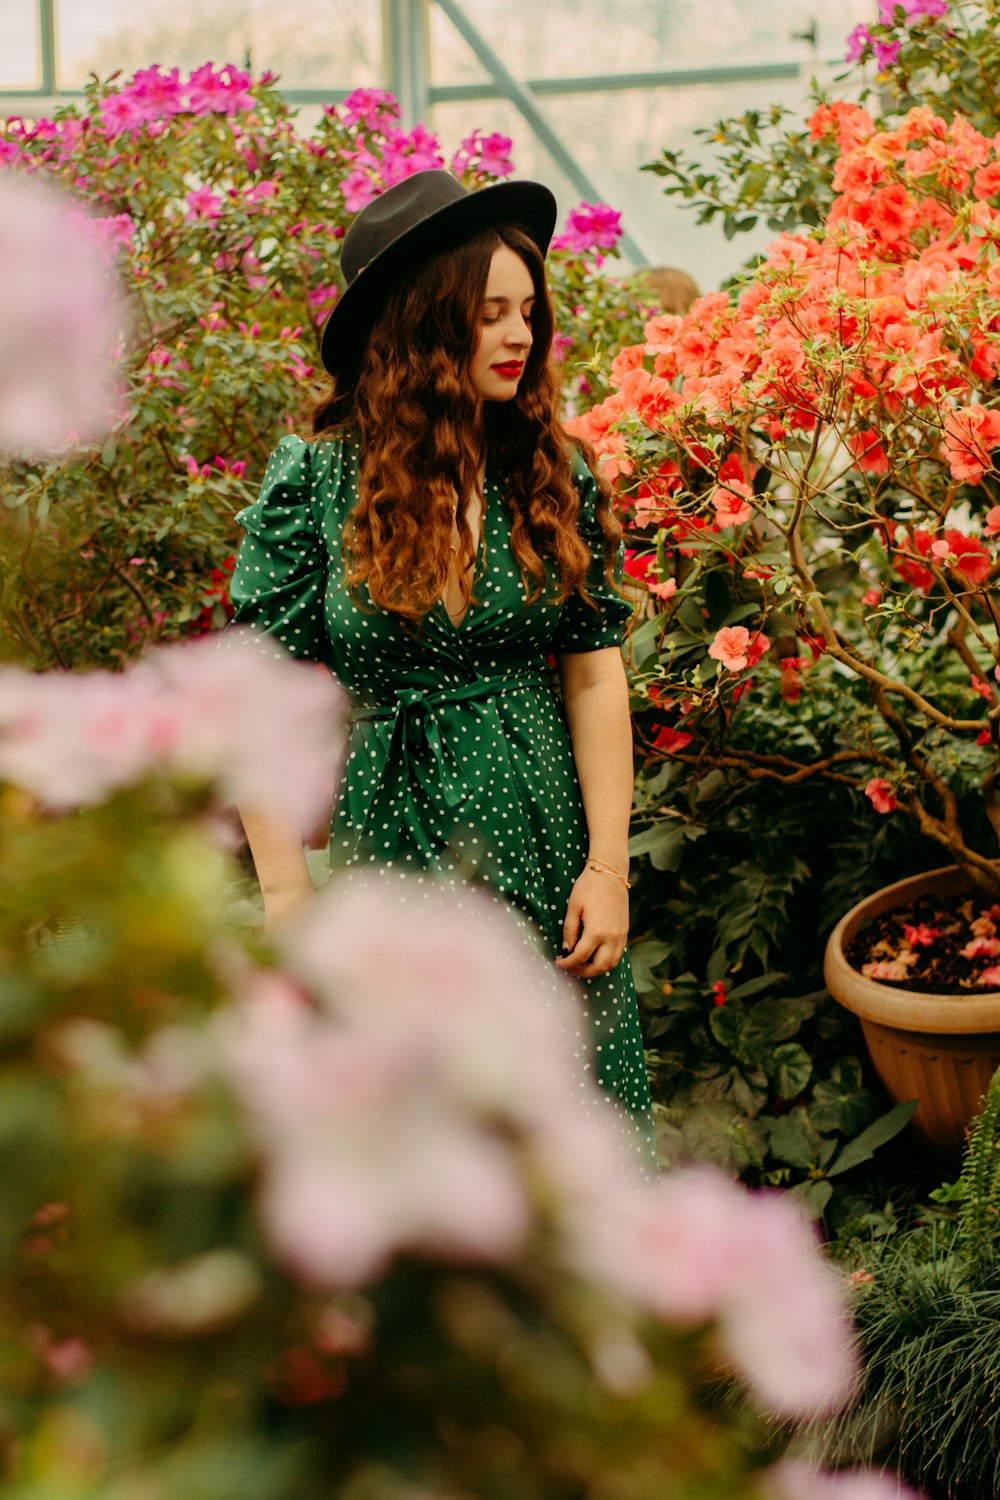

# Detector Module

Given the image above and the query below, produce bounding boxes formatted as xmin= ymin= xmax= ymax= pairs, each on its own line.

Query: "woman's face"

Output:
xmin=470 ymin=244 xmax=535 ymax=402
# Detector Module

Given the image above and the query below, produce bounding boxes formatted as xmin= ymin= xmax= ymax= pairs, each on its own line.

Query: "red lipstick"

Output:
xmin=492 ymin=361 xmax=524 ymax=378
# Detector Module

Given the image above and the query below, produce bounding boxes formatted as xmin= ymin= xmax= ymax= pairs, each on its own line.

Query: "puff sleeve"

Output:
xmin=552 ymin=450 xmax=634 ymax=653
xmin=228 ymin=434 xmax=329 ymax=661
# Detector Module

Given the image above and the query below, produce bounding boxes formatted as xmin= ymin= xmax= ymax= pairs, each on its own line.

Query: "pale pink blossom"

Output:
xmin=0 ymin=174 xmax=129 ymax=457
xmin=221 ymin=882 xmax=588 ymax=1286
xmin=861 ymin=956 xmax=917 ymax=981
xmin=648 ymin=577 xmax=677 ymax=600
xmin=572 ymin=1168 xmax=858 ymax=1418
xmin=766 ymin=1459 xmax=922 ymax=1499
xmin=961 ymin=936 xmax=1000 ymax=960
xmin=984 ymin=505 xmax=1000 ymax=536
xmin=282 ymin=873 xmax=584 ymax=1123
xmin=978 ymin=965 xmax=1000 ymax=987
xmin=0 ymin=631 xmax=343 ymax=830
xmin=709 ymin=626 xmax=753 ymax=672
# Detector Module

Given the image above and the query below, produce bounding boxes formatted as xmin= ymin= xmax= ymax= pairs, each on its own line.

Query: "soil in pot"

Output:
xmin=845 ymin=890 xmax=1000 ymax=996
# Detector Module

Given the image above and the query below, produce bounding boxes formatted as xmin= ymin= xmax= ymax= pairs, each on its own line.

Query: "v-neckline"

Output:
xmin=440 ymin=476 xmax=491 ymax=632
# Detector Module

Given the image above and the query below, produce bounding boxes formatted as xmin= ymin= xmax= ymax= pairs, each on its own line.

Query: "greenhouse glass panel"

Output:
xmin=54 ymin=0 xmax=381 ymax=91
xmin=427 ymin=0 xmax=874 ymax=83
xmin=0 ymin=0 xmax=40 ymax=90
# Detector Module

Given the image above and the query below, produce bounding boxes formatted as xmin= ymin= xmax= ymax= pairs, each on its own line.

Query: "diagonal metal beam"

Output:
xmin=432 ymin=0 xmax=656 ymax=265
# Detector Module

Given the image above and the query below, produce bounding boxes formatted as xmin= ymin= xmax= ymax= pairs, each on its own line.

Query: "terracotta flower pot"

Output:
xmin=824 ymin=865 xmax=1000 ymax=1156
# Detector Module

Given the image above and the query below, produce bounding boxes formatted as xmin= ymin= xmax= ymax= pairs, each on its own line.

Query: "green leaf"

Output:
xmin=826 ymin=1098 xmax=917 ymax=1177
xmin=768 ymin=1111 xmax=821 ymax=1170
xmin=772 ymin=1042 xmax=812 ymax=1100
xmin=787 ymin=1178 xmax=833 ymax=1219
xmin=630 ymin=937 xmax=670 ymax=995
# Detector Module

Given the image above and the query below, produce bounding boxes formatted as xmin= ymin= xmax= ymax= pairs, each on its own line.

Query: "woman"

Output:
xmin=229 ymin=170 xmax=653 ymax=1142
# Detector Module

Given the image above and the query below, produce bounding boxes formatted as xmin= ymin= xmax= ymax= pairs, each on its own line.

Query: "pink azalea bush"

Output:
xmin=570 ymin=101 xmax=1000 ymax=897
xmin=0 ymin=638 xmax=917 ymax=1497
xmin=0 ymin=66 xmax=643 ymax=669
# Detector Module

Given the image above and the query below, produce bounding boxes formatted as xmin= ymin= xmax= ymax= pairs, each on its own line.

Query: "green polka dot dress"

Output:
xmin=229 ymin=432 xmax=654 ymax=1142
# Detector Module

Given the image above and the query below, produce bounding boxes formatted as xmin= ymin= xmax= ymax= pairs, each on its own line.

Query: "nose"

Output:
xmin=506 ymin=313 xmax=532 ymax=349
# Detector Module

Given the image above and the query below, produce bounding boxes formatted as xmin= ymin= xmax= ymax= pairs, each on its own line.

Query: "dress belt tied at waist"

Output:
xmin=347 ymin=672 xmax=552 ymax=860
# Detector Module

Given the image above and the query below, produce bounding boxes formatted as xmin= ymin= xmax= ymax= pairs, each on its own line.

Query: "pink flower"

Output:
xmin=340 ymin=88 xmax=400 ymax=131
xmin=648 ymin=577 xmax=677 ymax=601
xmin=380 ymin=125 xmax=445 ymax=185
xmin=865 ymin=778 xmax=897 ymax=814
xmin=985 ymin=505 xmax=1000 ymax=537
xmin=220 ymin=877 xmax=605 ymax=1285
xmin=341 ymin=168 xmax=380 ymax=214
xmin=845 ymin=23 xmax=872 ymax=62
xmin=552 ymin=202 xmax=623 ymax=255
xmin=450 ymin=130 xmax=515 ymax=179
xmin=0 ymin=174 xmax=129 ymax=458
xmin=0 ymin=632 xmax=343 ymax=830
xmin=711 ymin=479 xmax=755 ymax=528
xmin=861 ymin=957 xmax=917 ymax=981
xmin=573 ymin=1169 xmax=858 ymax=1418
xmin=872 ymin=37 xmax=902 ymax=67
xmin=961 ymin=936 xmax=1000 ymax=960
xmin=766 ymin=1458 xmax=922 ymax=1499
xmin=98 ymin=91 xmax=148 ymax=137
xmin=185 ymin=185 xmax=223 ymax=220
xmin=127 ymin=64 xmax=185 ymax=122
xmin=75 ymin=212 xmax=135 ymax=255
xmin=709 ymin=626 xmax=766 ymax=674
xmin=977 ymin=966 xmax=1000 ymax=988
xmin=185 ymin=63 xmax=255 ymax=115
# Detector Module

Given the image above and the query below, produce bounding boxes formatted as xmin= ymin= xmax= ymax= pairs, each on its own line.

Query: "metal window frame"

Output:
xmin=4 ymin=0 xmax=826 ymax=263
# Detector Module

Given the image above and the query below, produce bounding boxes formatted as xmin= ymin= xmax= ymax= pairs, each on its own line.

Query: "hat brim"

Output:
xmin=319 ymin=178 xmax=557 ymax=377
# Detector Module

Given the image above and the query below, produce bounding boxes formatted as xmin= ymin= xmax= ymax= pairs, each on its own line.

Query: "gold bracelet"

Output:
xmin=586 ymin=857 xmax=632 ymax=890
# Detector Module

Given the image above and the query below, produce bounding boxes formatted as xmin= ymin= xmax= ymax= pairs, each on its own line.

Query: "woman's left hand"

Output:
xmin=554 ymin=865 xmax=629 ymax=978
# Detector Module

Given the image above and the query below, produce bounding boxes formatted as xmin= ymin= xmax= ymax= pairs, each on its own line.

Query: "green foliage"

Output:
xmin=643 ymin=106 xmax=836 ymax=246
xmin=814 ymin=1066 xmax=1000 ymax=1498
xmin=957 ymin=1065 xmax=1000 ymax=1278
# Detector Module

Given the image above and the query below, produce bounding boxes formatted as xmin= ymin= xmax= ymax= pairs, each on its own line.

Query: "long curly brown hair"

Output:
xmin=307 ymin=223 xmax=619 ymax=622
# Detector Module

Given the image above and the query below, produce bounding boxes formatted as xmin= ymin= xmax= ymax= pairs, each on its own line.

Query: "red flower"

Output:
xmin=865 ymin=778 xmax=897 ymax=814
xmin=712 ymin=980 xmax=726 ymax=1007
xmin=652 ymin=725 xmax=693 ymax=755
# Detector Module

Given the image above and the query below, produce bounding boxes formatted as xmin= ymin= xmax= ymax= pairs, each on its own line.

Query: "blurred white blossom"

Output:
xmin=0 ymin=629 xmax=343 ymax=829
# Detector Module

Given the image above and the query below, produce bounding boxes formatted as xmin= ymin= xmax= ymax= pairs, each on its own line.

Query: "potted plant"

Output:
xmin=568 ymin=95 xmax=1000 ymax=1154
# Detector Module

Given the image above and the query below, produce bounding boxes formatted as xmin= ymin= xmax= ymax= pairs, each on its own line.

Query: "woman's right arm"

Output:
xmin=227 ymin=436 xmax=332 ymax=934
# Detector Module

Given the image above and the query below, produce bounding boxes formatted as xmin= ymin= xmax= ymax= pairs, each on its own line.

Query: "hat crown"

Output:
xmin=341 ymin=170 xmax=471 ymax=286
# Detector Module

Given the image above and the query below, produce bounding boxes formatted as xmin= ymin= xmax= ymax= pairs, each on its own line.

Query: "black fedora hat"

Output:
xmin=320 ymin=169 xmax=557 ymax=377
